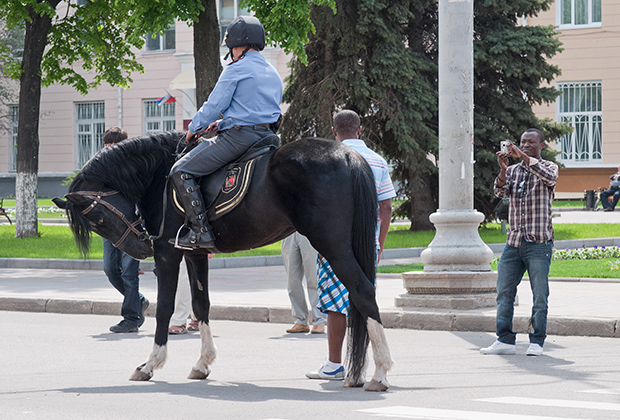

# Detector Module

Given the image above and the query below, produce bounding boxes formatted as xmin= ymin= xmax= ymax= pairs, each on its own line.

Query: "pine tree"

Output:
xmin=473 ymin=0 xmax=568 ymax=217
xmin=282 ymin=0 xmax=568 ymax=230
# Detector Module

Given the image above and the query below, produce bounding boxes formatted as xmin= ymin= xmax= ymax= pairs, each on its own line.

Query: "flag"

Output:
xmin=156 ymin=91 xmax=176 ymax=106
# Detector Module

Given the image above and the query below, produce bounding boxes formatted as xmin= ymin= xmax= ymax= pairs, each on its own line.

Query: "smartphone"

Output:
xmin=500 ymin=140 xmax=510 ymax=154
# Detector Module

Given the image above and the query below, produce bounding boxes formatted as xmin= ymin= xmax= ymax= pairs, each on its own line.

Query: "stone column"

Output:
xmin=395 ymin=0 xmax=496 ymax=310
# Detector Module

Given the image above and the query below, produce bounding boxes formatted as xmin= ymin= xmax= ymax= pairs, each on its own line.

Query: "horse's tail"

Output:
xmin=346 ymin=159 xmax=379 ymax=384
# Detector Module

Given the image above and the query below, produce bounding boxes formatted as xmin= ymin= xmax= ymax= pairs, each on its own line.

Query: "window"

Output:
xmin=219 ymin=0 xmax=250 ymax=44
xmin=75 ymin=102 xmax=105 ymax=168
xmin=143 ymin=99 xmax=176 ymax=134
xmin=556 ymin=81 xmax=602 ymax=165
xmin=558 ymin=0 xmax=601 ymax=28
xmin=145 ymin=24 xmax=176 ymax=51
xmin=8 ymin=105 xmax=18 ymax=172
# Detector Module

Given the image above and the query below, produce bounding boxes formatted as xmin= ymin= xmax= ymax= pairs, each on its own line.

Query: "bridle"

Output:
xmin=72 ymin=136 xmax=199 ymax=248
xmin=75 ymin=190 xmax=150 ymax=248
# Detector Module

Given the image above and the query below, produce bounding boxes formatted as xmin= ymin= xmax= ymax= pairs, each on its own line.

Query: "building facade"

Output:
xmin=3 ymin=0 xmax=616 ymax=198
xmin=529 ymin=0 xmax=618 ymax=194
xmin=0 ymin=0 xmax=290 ymax=198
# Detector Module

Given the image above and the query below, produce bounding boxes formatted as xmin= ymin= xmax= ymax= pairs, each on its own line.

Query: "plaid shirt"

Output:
xmin=494 ymin=157 xmax=558 ymax=247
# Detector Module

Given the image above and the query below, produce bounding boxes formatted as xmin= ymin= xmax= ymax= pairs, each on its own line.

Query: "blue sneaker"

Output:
xmin=306 ymin=362 xmax=345 ymax=380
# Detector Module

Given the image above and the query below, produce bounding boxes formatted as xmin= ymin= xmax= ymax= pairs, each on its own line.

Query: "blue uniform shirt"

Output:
xmin=188 ymin=51 xmax=283 ymax=133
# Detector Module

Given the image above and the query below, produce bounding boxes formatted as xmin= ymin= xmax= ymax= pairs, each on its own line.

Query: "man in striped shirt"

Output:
xmin=481 ymin=128 xmax=558 ymax=357
xmin=306 ymin=110 xmax=395 ymax=381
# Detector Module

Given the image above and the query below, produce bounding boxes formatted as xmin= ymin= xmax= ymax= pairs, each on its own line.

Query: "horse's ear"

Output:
xmin=64 ymin=192 xmax=92 ymax=207
xmin=52 ymin=197 xmax=67 ymax=209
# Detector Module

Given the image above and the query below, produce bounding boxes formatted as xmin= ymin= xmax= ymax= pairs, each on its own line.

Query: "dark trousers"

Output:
xmin=170 ymin=125 xmax=273 ymax=178
xmin=103 ymin=238 xmax=143 ymax=325
xmin=600 ymin=188 xmax=620 ymax=210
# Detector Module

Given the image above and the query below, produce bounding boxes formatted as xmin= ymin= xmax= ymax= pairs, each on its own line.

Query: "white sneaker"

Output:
xmin=480 ymin=340 xmax=516 ymax=355
xmin=526 ymin=343 xmax=543 ymax=356
xmin=306 ymin=361 xmax=344 ymax=380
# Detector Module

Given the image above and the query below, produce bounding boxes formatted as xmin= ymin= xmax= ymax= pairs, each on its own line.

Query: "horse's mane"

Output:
xmin=65 ymin=131 xmax=183 ymax=257
xmin=71 ymin=131 xmax=184 ymax=200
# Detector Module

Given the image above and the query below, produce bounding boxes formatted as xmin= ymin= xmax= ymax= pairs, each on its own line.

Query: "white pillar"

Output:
xmin=396 ymin=0 xmax=495 ymax=310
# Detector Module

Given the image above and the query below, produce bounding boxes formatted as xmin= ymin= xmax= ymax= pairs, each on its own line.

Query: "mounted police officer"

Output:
xmin=169 ymin=16 xmax=283 ymax=249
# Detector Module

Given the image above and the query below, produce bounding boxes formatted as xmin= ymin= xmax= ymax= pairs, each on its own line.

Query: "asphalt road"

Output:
xmin=2 ymin=311 xmax=620 ymax=420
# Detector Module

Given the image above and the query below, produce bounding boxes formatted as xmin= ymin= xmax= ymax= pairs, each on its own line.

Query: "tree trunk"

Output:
xmin=193 ymin=0 xmax=222 ymax=107
xmin=15 ymin=2 xmax=58 ymax=238
xmin=408 ymin=167 xmax=437 ymax=231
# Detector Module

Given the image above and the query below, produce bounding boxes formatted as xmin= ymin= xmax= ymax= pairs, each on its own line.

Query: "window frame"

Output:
xmin=75 ymin=101 xmax=106 ymax=169
xmin=555 ymin=81 xmax=603 ymax=167
xmin=145 ymin=24 xmax=176 ymax=52
xmin=556 ymin=0 xmax=602 ymax=30
xmin=143 ymin=99 xmax=176 ymax=135
xmin=218 ymin=0 xmax=251 ymax=45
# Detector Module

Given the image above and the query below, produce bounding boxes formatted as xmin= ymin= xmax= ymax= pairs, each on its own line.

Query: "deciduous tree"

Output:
xmin=0 ymin=0 xmax=202 ymax=238
xmin=0 ymin=0 xmax=334 ymax=238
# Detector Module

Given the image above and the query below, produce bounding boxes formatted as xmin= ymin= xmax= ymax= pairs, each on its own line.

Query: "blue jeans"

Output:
xmin=103 ymin=238 xmax=143 ymax=325
xmin=496 ymin=240 xmax=553 ymax=346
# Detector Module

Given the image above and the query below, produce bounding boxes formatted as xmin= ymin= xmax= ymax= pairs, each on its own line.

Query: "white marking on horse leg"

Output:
xmin=188 ymin=322 xmax=217 ymax=380
xmin=365 ymin=318 xmax=393 ymax=392
xmin=344 ymin=352 xmax=369 ymax=388
xmin=129 ymin=344 xmax=167 ymax=381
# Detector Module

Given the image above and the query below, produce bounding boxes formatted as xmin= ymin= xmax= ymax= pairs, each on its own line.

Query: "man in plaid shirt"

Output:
xmin=481 ymin=128 xmax=558 ymax=357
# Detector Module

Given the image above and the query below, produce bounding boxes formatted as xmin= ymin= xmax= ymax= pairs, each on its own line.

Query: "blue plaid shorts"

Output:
xmin=316 ymin=243 xmax=379 ymax=317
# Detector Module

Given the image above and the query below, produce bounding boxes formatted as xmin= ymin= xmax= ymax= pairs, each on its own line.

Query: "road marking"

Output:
xmin=580 ymin=388 xmax=620 ymax=395
xmin=357 ymin=406 xmax=592 ymax=419
xmin=477 ymin=396 xmax=620 ymax=411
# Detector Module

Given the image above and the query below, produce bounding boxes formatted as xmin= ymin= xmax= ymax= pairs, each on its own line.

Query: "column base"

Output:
xmin=396 ymin=271 xmax=497 ymax=310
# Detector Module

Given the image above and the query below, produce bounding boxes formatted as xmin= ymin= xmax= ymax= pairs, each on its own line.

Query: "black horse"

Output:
xmin=53 ymin=131 xmax=393 ymax=391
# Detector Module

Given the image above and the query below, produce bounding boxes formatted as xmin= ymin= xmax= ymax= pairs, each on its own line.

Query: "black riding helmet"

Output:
xmin=225 ymin=16 xmax=265 ymax=51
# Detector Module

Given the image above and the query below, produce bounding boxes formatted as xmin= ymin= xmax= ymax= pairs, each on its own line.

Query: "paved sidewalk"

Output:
xmin=2 ymin=253 xmax=620 ymax=339
xmin=1 ymin=209 xmax=620 ymax=338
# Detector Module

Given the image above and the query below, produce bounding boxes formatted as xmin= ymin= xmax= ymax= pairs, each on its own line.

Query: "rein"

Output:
xmin=75 ymin=190 xmax=148 ymax=248
xmin=121 ymin=135 xmax=195 ymax=243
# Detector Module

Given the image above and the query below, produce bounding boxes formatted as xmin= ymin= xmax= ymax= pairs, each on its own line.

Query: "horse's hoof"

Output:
xmin=344 ymin=380 xmax=364 ymax=388
xmin=365 ymin=379 xmax=389 ymax=392
xmin=187 ymin=367 xmax=210 ymax=380
xmin=129 ymin=364 xmax=153 ymax=381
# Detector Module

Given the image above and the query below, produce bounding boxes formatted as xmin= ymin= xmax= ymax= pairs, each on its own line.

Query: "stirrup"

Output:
xmin=169 ymin=224 xmax=196 ymax=250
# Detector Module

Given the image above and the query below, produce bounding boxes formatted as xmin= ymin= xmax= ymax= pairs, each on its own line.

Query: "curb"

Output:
xmin=1 ymin=297 xmax=618 ymax=338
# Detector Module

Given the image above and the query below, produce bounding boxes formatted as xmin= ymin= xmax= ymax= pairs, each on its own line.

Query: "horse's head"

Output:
xmin=53 ymin=188 xmax=154 ymax=260
xmin=53 ymin=131 xmax=186 ymax=259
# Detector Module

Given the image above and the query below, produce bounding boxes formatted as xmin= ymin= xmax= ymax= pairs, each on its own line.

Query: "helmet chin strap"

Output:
xmin=225 ymin=46 xmax=253 ymax=63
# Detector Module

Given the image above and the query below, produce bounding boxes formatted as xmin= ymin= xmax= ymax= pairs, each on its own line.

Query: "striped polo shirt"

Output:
xmin=342 ymin=139 xmax=396 ymax=202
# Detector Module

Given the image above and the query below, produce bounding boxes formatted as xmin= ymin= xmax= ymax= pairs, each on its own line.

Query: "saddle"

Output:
xmin=173 ymin=134 xmax=280 ymax=221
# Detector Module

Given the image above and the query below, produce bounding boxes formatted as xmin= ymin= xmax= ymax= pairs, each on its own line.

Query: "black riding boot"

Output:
xmin=168 ymin=172 xmax=215 ymax=249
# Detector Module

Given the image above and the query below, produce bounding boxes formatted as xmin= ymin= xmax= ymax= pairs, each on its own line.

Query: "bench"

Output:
xmin=0 ymin=199 xmax=12 ymax=224
xmin=555 ymin=192 xmax=586 ymax=201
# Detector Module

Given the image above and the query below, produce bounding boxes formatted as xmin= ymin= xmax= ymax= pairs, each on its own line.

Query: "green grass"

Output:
xmin=384 ymin=222 xmax=620 ymax=249
xmin=552 ymin=200 xmax=584 ymax=208
xmin=378 ymin=257 xmax=620 ymax=278
xmin=1 ymin=198 xmax=66 ymax=219
xmin=0 ymin=224 xmax=104 ymax=259
xmin=0 ymin=224 xmax=282 ymax=260
xmin=2 ymin=222 xmax=620 ymax=260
